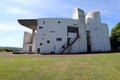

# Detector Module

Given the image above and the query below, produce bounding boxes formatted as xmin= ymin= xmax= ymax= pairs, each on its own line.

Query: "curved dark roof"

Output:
xmin=18 ymin=19 xmax=37 ymax=30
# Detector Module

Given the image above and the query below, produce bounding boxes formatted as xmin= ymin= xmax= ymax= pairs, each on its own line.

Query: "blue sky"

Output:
xmin=0 ymin=0 xmax=120 ymax=47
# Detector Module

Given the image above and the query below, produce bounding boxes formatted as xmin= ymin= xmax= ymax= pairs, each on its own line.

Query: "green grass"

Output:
xmin=0 ymin=53 xmax=120 ymax=80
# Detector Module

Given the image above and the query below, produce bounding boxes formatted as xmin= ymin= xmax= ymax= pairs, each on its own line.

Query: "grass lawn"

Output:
xmin=0 ymin=53 xmax=120 ymax=80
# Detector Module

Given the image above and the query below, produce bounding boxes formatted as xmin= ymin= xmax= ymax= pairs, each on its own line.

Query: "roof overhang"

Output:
xmin=18 ymin=19 xmax=37 ymax=30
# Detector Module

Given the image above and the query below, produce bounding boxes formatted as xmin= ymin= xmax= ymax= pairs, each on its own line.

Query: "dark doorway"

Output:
xmin=86 ymin=31 xmax=91 ymax=52
xmin=37 ymin=48 xmax=40 ymax=53
xmin=67 ymin=38 xmax=71 ymax=46
xmin=29 ymin=46 xmax=32 ymax=52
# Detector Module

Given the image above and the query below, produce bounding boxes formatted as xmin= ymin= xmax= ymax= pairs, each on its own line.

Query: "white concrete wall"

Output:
xmin=101 ymin=23 xmax=111 ymax=51
xmin=21 ymin=8 xmax=111 ymax=53
xmin=86 ymin=11 xmax=105 ymax=52
xmin=36 ymin=18 xmax=78 ymax=53
xmin=23 ymin=32 xmax=36 ymax=52
xmin=23 ymin=32 xmax=32 ymax=44
xmin=23 ymin=44 xmax=32 ymax=52
xmin=72 ymin=8 xmax=87 ymax=52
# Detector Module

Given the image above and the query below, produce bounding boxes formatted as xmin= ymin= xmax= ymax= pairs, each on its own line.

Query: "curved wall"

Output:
xmin=86 ymin=11 xmax=104 ymax=52
xmin=71 ymin=8 xmax=87 ymax=52
xmin=102 ymin=23 xmax=111 ymax=51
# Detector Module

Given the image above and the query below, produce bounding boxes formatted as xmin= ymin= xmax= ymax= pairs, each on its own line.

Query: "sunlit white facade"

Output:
xmin=18 ymin=8 xmax=111 ymax=54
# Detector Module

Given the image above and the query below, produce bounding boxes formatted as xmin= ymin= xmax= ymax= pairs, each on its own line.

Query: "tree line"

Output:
xmin=110 ymin=22 xmax=120 ymax=51
xmin=0 ymin=48 xmax=19 ymax=52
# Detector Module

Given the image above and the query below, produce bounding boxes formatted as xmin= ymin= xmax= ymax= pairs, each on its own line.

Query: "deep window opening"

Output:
xmin=58 ymin=21 xmax=60 ymax=23
xmin=47 ymin=40 xmax=50 ymax=43
xmin=62 ymin=45 xmax=65 ymax=48
xmin=56 ymin=38 xmax=62 ymax=41
xmin=43 ymin=21 xmax=45 ymax=24
xmin=50 ymin=31 xmax=55 ymax=33
xmin=40 ymin=43 xmax=42 ymax=45
xmin=39 ymin=26 xmax=43 ymax=29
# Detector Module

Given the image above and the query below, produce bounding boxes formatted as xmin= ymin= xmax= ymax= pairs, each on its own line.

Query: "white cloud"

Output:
xmin=0 ymin=23 xmax=31 ymax=47
xmin=5 ymin=7 xmax=39 ymax=16
xmin=15 ymin=0 xmax=39 ymax=5
xmin=0 ymin=31 xmax=23 ymax=47
xmin=0 ymin=24 xmax=31 ymax=32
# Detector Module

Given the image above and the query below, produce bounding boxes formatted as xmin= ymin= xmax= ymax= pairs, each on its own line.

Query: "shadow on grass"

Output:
xmin=12 ymin=51 xmax=120 ymax=55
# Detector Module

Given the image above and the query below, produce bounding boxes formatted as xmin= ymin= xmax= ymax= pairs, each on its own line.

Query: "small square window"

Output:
xmin=56 ymin=38 xmax=62 ymax=41
xmin=47 ymin=40 xmax=50 ymax=43
xmin=43 ymin=21 xmax=45 ymax=24
xmin=73 ymin=24 xmax=77 ymax=25
xmin=50 ymin=31 xmax=55 ymax=33
xmin=39 ymin=27 xmax=43 ymax=29
xmin=40 ymin=43 xmax=42 ymax=45
xmin=62 ymin=45 xmax=65 ymax=48
xmin=58 ymin=21 xmax=60 ymax=23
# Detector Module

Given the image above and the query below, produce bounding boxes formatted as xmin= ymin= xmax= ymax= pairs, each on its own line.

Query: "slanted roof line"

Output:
xmin=18 ymin=19 xmax=37 ymax=30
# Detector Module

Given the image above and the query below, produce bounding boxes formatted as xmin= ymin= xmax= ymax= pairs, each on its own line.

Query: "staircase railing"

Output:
xmin=58 ymin=41 xmax=68 ymax=54
xmin=59 ymin=35 xmax=79 ymax=54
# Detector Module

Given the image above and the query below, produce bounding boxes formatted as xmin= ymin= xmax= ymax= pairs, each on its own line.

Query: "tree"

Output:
xmin=110 ymin=22 xmax=120 ymax=50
